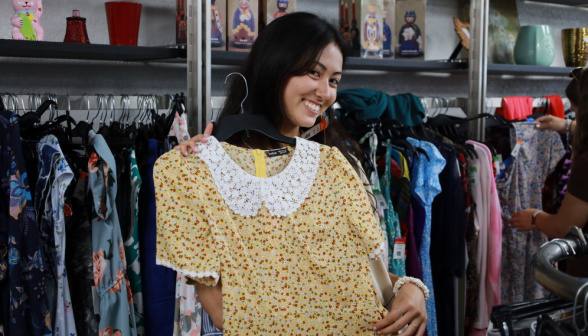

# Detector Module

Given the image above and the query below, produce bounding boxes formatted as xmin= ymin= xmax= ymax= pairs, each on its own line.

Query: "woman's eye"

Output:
xmin=309 ymin=70 xmax=320 ymax=77
xmin=330 ymin=78 xmax=340 ymax=85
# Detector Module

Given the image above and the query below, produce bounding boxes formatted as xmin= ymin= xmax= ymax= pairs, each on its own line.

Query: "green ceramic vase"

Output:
xmin=514 ymin=25 xmax=555 ymax=66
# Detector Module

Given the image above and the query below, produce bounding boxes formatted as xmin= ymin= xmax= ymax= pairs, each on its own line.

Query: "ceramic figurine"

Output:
xmin=231 ymin=0 xmax=255 ymax=47
xmin=211 ymin=0 xmax=224 ymax=47
xmin=11 ymin=0 xmax=44 ymax=41
xmin=382 ymin=10 xmax=392 ymax=57
xmin=398 ymin=10 xmax=422 ymax=56
xmin=363 ymin=4 xmax=381 ymax=52
xmin=349 ymin=0 xmax=360 ymax=57
xmin=271 ymin=0 xmax=288 ymax=22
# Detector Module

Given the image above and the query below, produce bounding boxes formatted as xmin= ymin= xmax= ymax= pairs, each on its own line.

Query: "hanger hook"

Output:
xmin=65 ymin=94 xmax=71 ymax=112
xmin=82 ymin=93 xmax=91 ymax=122
xmin=107 ymin=94 xmax=115 ymax=124
xmin=9 ymin=93 xmax=21 ymax=116
xmin=573 ymin=282 xmax=588 ymax=334
xmin=225 ymin=72 xmax=248 ymax=114
xmin=165 ymin=94 xmax=174 ymax=115
xmin=91 ymin=94 xmax=103 ymax=127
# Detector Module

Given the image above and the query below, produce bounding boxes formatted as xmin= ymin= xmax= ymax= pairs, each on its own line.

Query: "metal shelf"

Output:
xmin=488 ymin=63 xmax=575 ymax=76
xmin=211 ymin=51 xmax=468 ymax=72
xmin=527 ymin=0 xmax=588 ymax=6
xmin=0 ymin=39 xmax=186 ymax=62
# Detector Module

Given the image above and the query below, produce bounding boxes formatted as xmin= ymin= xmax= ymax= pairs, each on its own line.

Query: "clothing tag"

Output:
xmin=493 ymin=156 xmax=501 ymax=176
xmin=511 ymin=139 xmax=523 ymax=157
xmin=91 ymin=286 xmax=100 ymax=314
xmin=73 ymin=172 xmax=86 ymax=201
xmin=301 ymin=117 xmax=329 ymax=139
xmin=455 ymin=158 xmax=461 ymax=178
xmin=469 ymin=167 xmax=480 ymax=187
xmin=393 ymin=238 xmax=406 ymax=260
xmin=266 ymin=148 xmax=290 ymax=157
xmin=375 ymin=194 xmax=388 ymax=210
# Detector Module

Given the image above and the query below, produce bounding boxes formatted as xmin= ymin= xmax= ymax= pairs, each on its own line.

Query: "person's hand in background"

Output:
xmin=174 ymin=123 xmax=213 ymax=156
xmin=535 ymin=115 xmax=573 ymax=134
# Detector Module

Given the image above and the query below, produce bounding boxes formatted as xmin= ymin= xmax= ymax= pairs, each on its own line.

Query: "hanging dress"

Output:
xmin=88 ymin=131 xmax=136 ymax=336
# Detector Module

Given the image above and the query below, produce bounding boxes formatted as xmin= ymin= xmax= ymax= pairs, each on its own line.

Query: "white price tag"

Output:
xmin=469 ymin=167 xmax=480 ymax=187
xmin=375 ymin=194 xmax=388 ymax=210
xmin=511 ymin=139 xmax=523 ymax=157
xmin=393 ymin=238 xmax=406 ymax=260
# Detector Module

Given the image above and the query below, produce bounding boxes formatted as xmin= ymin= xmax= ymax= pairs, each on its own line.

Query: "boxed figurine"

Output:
xmin=395 ymin=0 xmax=425 ymax=59
xmin=176 ymin=0 xmax=187 ymax=45
xmin=266 ymin=0 xmax=295 ymax=25
xmin=211 ymin=0 xmax=227 ymax=50
xmin=228 ymin=0 xmax=259 ymax=52
xmin=344 ymin=0 xmax=384 ymax=58
xmin=382 ymin=0 xmax=395 ymax=58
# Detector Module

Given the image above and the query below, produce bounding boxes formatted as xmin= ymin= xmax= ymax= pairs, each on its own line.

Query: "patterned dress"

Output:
xmin=0 ymin=111 xmax=52 ymax=336
xmin=407 ymin=138 xmax=446 ymax=336
xmin=38 ymin=135 xmax=77 ymax=336
xmin=88 ymin=131 xmax=136 ymax=336
xmin=125 ymin=149 xmax=144 ymax=336
xmin=497 ymin=123 xmax=564 ymax=303
xmin=154 ymin=137 xmax=387 ymax=335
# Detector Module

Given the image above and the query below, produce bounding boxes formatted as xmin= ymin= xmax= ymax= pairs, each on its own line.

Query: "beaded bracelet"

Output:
xmin=393 ymin=276 xmax=430 ymax=301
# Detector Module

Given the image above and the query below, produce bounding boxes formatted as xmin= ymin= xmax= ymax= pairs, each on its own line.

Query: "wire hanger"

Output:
xmin=212 ymin=72 xmax=296 ymax=145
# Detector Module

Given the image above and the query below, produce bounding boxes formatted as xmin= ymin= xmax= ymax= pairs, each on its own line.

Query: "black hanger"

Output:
xmin=212 ymin=73 xmax=296 ymax=146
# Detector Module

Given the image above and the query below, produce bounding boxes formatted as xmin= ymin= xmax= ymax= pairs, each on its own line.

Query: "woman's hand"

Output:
xmin=535 ymin=115 xmax=567 ymax=134
xmin=174 ymin=123 xmax=213 ymax=156
xmin=373 ymin=283 xmax=427 ymax=336
xmin=510 ymin=209 xmax=541 ymax=232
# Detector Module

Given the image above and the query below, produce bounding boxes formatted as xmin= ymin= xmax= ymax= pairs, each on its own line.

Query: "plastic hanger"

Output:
xmin=212 ymin=72 xmax=296 ymax=145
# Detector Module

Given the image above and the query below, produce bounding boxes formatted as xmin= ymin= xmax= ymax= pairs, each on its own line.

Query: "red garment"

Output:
xmin=494 ymin=96 xmax=534 ymax=121
xmin=544 ymin=95 xmax=565 ymax=119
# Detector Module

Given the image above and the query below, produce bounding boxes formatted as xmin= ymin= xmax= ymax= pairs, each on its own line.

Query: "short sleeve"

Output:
xmin=331 ymin=148 xmax=385 ymax=260
xmin=154 ymin=150 xmax=220 ymax=286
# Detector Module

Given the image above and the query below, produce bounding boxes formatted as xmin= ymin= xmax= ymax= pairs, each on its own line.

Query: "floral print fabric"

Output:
xmin=173 ymin=274 xmax=202 ymax=336
xmin=125 ymin=149 xmax=144 ymax=336
xmin=497 ymin=123 xmax=564 ymax=304
xmin=168 ymin=112 xmax=190 ymax=142
xmin=88 ymin=131 xmax=136 ymax=336
xmin=0 ymin=111 xmax=52 ymax=336
xmin=154 ymin=142 xmax=387 ymax=335
xmin=407 ymin=137 xmax=446 ymax=336
xmin=38 ymin=135 xmax=77 ymax=336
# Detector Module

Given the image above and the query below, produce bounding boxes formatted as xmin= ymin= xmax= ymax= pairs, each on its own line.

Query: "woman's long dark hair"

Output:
xmin=219 ymin=12 xmax=365 ymax=174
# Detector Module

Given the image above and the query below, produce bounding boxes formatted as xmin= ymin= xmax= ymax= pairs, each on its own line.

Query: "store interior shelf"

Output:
xmin=0 ymin=39 xmax=187 ymax=62
xmin=212 ymin=50 xmax=468 ymax=72
xmin=488 ymin=63 xmax=575 ymax=76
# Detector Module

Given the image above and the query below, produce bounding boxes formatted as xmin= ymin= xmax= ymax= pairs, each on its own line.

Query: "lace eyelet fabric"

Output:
xmin=196 ymin=136 xmax=320 ymax=217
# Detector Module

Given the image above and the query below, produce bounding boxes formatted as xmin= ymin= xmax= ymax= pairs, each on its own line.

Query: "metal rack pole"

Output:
xmin=203 ymin=0 xmax=212 ymax=128
xmin=187 ymin=0 xmax=203 ymax=135
xmin=467 ymin=0 xmax=489 ymax=141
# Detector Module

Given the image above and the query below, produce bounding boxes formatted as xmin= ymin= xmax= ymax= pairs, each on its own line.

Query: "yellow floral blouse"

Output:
xmin=154 ymin=136 xmax=387 ymax=335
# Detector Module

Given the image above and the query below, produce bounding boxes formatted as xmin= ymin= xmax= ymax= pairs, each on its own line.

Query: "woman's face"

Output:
xmin=280 ymin=43 xmax=343 ymax=137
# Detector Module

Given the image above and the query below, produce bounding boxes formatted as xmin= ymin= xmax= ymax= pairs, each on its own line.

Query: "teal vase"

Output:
xmin=514 ymin=25 xmax=555 ymax=66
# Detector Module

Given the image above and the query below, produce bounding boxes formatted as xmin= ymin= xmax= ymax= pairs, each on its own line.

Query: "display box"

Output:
xmin=382 ymin=0 xmax=395 ymax=58
xmin=344 ymin=0 xmax=384 ymax=58
xmin=176 ymin=0 xmax=187 ymax=45
xmin=395 ymin=0 xmax=425 ymax=59
xmin=266 ymin=0 xmax=295 ymax=25
xmin=228 ymin=0 xmax=259 ymax=52
xmin=211 ymin=0 xmax=227 ymax=50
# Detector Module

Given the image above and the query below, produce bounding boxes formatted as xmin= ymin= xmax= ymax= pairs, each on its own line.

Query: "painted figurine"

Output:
xmin=362 ymin=4 xmax=381 ymax=54
xmin=398 ymin=11 xmax=422 ymax=57
xmin=232 ymin=0 xmax=255 ymax=48
xmin=271 ymin=0 xmax=288 ymax=22
xmin=177 ymin=0 xmax=187 ymax=41
xmin=211 ymin=0 xmax=224 ymax=47
xmin=11 ymin=0 xmax=44 ymax=41
xmin=382 ymin=10 xmax=392 ymax=57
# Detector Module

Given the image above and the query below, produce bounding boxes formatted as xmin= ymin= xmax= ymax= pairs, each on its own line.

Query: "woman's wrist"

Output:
xmin=393 ymin=276 xmax=430 ymax=301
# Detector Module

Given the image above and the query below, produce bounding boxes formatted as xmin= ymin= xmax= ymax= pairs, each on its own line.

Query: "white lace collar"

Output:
xmin=196 ymin=136 xmax=321 ymax=217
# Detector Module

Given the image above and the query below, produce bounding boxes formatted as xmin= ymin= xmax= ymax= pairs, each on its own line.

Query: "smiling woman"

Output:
xmin=164 ymin=12 xmax=429 ymax=336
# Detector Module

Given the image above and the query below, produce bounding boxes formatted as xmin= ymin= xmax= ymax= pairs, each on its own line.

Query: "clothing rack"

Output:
xmin=1 ymin=94 xmax=174 ymax=112
xmin=485 ymin=97 xmax=572 ymax=111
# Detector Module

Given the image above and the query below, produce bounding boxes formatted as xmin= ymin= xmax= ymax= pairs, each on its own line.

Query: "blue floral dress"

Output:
xmin=88 ymin=131 xmax=136 ymax=336
xmin=497 ymin=123 xmax=564 ymax=303
xmin=407 ymin=138 xmax=446 ymax=336
xmin=0 ymin=111 xmax=52 ymax=336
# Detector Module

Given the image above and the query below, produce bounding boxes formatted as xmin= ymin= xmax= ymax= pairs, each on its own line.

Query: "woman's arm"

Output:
xmin=536 ymin=115 xmax=575 ymax=135
xmin=194 ymin=277 xmax=223 ymax=330
xmin=510 ymin=192 xmax=588 ymax=238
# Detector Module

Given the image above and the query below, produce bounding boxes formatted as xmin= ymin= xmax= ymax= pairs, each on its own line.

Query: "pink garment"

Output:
xmin=466 ymin=141 xmax=502 ymax=334
xmin=495 ymin=97 xmax=534 ymax=121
